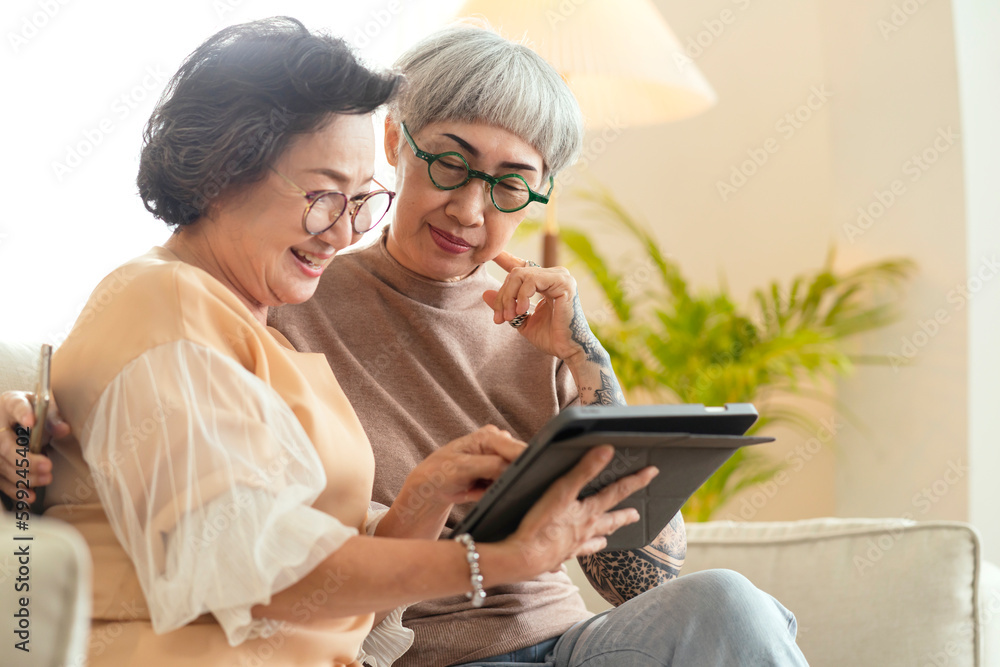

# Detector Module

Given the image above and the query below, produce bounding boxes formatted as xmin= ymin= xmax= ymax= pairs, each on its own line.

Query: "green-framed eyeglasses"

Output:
xmin=400 ymin=122 xmax=553 ymax=213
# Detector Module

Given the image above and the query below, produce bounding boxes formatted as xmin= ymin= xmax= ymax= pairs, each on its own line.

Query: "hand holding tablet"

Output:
xmin=454 ymin=404 xmax=773 ymax=551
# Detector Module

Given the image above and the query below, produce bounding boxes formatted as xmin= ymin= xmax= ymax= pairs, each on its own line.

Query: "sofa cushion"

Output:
xmin=683 ymin=518 xmax=987 ymax=667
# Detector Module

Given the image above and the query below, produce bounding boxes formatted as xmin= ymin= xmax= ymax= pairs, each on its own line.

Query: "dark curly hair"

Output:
xmin=137 ymin=17 xmax=400 ymax=227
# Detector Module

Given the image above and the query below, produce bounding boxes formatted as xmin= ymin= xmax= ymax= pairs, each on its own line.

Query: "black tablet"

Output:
xmin=453 ymin=404 xmax=773 ymax=551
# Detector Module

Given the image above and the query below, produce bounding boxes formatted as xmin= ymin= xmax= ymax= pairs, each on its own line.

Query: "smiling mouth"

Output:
xmin=429 ymin=226 xmax=473 ymax=253
xmin=291 ymin=248 xmax=329 ymax=271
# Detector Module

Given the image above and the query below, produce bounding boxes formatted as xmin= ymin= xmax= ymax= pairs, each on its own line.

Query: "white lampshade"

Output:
xmin=455 ymin=0 xmax=717 ymax=129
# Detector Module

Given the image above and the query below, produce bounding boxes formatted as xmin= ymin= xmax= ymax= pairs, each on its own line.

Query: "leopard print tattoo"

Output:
xmin=578 ymin=513 xmax=687 ymax=606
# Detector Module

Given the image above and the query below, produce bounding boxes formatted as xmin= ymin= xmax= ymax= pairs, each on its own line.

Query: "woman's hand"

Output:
xmin=496 ymin=445 xmax=659 ymax=578
xmin=483 ymin=251 xmax=629 ymax=407
xmin=378 ymin=426 xmax=526 ymax=539
xmin=0 ymin=391 xmax=70 ymax=503
xmin=262 ymin=444 xmax=657 ymax=621
xmin=482 ymin=251 xmax=599 ymax=365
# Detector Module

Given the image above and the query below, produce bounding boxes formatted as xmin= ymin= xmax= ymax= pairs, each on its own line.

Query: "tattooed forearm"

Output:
xmin=591 ymin=369 xmax=626 ymax=406
xmin=567 ymin=291 xmax=628 ymax=406
xmin=578 ymin=512 xmax=687 ymax=606
xmin=569 ymin=293 xmax=602 ymax=363
xmin=579 ymin=365 xmax=627 ymax=407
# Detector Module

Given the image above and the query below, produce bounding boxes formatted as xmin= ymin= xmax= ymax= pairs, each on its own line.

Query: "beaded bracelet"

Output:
xmin=453 ymin=533 xmax=486 ymax=608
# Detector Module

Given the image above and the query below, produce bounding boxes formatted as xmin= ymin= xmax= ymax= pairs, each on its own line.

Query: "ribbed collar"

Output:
xmin=350 ymin=226 xmax=493 ymax=310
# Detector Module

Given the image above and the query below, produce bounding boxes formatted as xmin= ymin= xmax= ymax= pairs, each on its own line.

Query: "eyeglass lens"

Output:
xmin=428 ymin=155 xmax=532 ymax=212
xmin=305 ymin=191 xmax=393 ymax=234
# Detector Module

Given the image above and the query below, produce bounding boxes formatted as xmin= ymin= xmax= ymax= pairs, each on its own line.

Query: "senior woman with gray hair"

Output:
xmin=270 ymin=25 xmax=809 ymax=667
xmin=1 ymin=21 xmax=807 ymax=667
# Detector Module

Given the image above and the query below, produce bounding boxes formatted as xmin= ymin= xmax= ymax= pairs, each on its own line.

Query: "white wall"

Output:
xmin=0 ymin=0 xmax=463 ymax=343
xmin=952 ymin=0 xmax=1000 ymax=564
xmin=545 ymin=0 xmax=996 ymax=560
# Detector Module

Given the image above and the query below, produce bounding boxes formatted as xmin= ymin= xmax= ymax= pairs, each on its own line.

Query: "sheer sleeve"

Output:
xmin=80 ymin=340 xmax=359 ymax=645
xmin=356 ymin=502 xmax=415 ymax=666
xmin=364 ymin=501 xmax=390 ymax=536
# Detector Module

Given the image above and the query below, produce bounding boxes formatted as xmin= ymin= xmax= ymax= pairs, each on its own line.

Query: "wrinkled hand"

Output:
xmin=482 ymin=251 xmax=594 ymax=363
xmin=382 ymin=426 xmax=527 ymax=539
xmin=505 ymin=445 xmax=658 ymax=575
xmin=402 ymin=425 xmax=526 ymax=507
xmin=0 ymin=391 xmax=70 ymax=503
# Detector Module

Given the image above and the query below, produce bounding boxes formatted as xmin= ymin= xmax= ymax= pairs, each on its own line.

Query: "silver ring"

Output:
xmin=509 ymin=261 xmax=539 ymax=327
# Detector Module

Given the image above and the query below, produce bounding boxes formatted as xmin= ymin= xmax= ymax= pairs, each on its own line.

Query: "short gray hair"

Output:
xmin=391 ymin=25 xmax=584 ymax=177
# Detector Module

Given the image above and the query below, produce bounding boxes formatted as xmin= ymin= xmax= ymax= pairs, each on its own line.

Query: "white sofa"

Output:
xmin=0 ymin=514 xmax=92 ymax=667
xmin=567 ymin=518 xmax=1000 ymax=666
xmin=4 ymin=341 xmax=999 ymax=666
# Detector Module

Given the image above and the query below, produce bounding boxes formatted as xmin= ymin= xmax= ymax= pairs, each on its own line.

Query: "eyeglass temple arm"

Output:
xmin=269 ymin=167 xmax=310 ymax=197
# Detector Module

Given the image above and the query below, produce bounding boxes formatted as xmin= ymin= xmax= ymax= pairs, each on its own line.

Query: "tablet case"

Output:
xmin=453 ymin=404 xmax=773 ymax=551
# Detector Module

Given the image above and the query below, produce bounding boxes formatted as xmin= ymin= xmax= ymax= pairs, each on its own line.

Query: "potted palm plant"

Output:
xmin=520 ymin=186 xmax=916 ymax=521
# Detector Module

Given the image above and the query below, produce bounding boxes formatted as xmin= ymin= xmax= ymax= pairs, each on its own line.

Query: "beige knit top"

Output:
xmin=272 ymin=230 xmax=594 ymax=666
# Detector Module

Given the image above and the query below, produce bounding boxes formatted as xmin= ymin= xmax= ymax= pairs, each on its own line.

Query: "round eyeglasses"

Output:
xmin=270 ymin=167 xmax=395 ymax=235
xmin=400 ymin=122 xmax=553 ymax=213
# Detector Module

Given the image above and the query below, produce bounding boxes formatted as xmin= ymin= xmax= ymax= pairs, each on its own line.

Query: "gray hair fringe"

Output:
xmin=390 ymin=25 xmax=584 ymax=177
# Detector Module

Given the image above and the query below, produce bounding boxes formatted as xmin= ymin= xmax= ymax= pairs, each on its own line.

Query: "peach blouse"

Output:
xmin=47 ymin=247 xmax=411 ymax=666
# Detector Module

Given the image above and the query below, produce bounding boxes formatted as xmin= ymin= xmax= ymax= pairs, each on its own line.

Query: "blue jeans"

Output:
xmin=452 ymin=570 xmax=808 ymax=666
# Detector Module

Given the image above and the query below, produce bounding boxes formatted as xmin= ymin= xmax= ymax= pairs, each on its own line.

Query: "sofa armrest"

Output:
xmin=982 ymin=560 xmax=1000 ymax=667
xmin=0 ymin=341 xmax=42 ymax=393
xmin=0 ymin=514 xmax=92 ymax=666
xmin=682 ymin=518 xmax=989 ymax=667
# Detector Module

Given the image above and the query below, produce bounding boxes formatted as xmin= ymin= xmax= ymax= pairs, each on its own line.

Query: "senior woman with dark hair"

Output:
xmin=5 ymin=18 xmax=654 ymax=667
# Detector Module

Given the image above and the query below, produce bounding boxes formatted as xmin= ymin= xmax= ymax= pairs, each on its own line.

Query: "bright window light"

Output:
xmin=0 ymin=0 xmax=463 ymax=342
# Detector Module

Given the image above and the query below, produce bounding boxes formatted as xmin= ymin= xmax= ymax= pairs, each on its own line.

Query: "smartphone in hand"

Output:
xmin=27 ymin=344 xmax=52 ymax=454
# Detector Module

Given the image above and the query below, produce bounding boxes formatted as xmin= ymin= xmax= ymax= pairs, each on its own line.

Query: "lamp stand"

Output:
xmin=542 ymin=184 xmax=559 ymax=268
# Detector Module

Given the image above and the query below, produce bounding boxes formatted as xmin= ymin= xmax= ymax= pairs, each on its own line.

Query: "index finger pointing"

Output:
xmin=491 ymin=250 xmax=527 ymax=274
